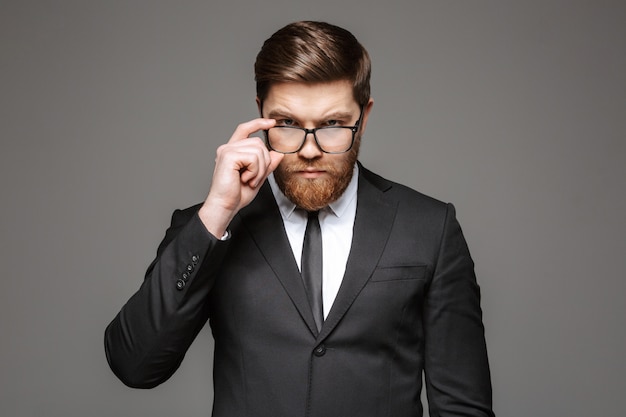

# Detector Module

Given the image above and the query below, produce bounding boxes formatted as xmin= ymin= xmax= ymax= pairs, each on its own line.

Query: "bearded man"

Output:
xmin=105 ymin=21 xmax=495 ymax=417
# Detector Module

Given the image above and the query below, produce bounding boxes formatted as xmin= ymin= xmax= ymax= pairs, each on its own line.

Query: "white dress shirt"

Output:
xmin=267 ymin=164 xmax=358 ymax=319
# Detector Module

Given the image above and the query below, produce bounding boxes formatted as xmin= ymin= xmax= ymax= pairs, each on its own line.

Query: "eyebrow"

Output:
xmin=266 ymin=108 xmax=355 ymax=122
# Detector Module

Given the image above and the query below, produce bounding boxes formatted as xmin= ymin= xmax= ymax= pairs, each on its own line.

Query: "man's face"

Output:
xmin=259 ymin=80 xmax=373 ymax=211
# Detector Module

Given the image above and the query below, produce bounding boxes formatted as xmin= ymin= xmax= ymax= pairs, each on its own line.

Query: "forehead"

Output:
xmin=263 ymin=80 xmax=359 ymax=117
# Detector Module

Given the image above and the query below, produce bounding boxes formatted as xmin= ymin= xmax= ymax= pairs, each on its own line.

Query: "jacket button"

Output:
xmin=182 ymin=272 xmax=190 ymax=282
xmin=186 ymin=264 xmax=194 ymax=273
xmin=191 ymin=255 xmax=199 ymax=264
xmin=314 ymin=345 xmax=326 ymax=357
xmin=176 ymin=279 xmax=186 ymax=290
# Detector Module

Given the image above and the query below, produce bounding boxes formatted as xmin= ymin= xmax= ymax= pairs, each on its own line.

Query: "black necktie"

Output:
xmin=302 ymin=211 xmax=324 ymax=332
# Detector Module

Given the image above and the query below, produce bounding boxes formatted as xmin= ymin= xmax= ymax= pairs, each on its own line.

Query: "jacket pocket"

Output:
xmin=369 ymin=265 xmax=427 ymax=282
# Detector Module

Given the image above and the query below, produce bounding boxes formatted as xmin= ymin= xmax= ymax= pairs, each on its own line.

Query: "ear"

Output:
xmin=358 ymin=98 xmax=374 ymax=135
xmin=256 ymin=97 xmax=263 ymax=117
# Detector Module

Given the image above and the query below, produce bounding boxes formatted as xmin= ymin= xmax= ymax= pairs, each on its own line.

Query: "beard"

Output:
xmin=274 ymin=139 xmax=360 ymax=212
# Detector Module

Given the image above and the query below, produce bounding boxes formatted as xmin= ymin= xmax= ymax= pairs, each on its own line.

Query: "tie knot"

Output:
xmin=307 ymin=210 xmax=320 ymax=220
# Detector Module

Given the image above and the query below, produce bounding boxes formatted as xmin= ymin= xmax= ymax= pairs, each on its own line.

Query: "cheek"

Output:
xmin=329 ymin=157 xmax=348 ymax=173
xmin=275 ymin=155 xmax=296 ymax=173
xmin=333 ymin=151 xmax=358 ymax=173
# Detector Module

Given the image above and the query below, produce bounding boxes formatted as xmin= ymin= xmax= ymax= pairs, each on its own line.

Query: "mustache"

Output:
xmin=279 ymin=161 xmax=337 ymax=174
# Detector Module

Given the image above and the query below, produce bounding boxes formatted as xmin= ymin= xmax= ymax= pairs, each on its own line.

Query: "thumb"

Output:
xmin=267 ymin=151 xmax=285 ymax=174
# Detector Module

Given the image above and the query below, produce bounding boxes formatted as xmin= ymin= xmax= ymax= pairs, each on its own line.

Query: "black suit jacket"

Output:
xmin=105 ymin=165 xmax=494 ymax=417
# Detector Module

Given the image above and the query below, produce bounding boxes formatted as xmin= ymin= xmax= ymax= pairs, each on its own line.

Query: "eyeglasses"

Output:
xmin=264 ymin=108 xmax=364 ymax=154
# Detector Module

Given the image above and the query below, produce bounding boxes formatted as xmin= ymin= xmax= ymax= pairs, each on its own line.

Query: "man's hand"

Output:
xmin=199 ymin=118 xmax=284 ymax=238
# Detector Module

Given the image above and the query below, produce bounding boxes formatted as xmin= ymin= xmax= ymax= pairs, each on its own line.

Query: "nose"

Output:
xmin=298 ymin=131 xmax=323 ymax=159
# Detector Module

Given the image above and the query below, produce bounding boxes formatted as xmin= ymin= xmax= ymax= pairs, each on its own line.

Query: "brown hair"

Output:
xmin=255 ymin=21 xmax=371 ymax=107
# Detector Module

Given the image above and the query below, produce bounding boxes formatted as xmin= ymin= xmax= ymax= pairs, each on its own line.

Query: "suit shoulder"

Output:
xmin=390 ymin=180 xmax=446 ymax=209
xmin=360 ymin=165 xmax=449 ymax=213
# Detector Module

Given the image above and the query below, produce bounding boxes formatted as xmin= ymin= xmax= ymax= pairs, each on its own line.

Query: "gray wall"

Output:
xmin=1 ymin=1 xmax=625 ymax=416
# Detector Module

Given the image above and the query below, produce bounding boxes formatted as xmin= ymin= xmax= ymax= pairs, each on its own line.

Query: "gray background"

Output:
xmin=1 ymin=1 xmax=625 ymax=416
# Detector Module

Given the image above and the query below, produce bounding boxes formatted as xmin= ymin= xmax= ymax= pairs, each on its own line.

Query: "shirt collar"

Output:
xmin=268 ymin=163 xmax=359 ymax=219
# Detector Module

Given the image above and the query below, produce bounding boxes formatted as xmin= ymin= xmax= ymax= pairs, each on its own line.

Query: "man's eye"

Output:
xmin=276 ymin=119 xmax=295 ymax=127
xmin=324 ymin=120 xmax=340 ymax=127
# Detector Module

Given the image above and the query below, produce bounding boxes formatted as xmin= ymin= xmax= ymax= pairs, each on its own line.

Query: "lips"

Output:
xmin=285 ymin=163 xmax=329 ymax=175
xmin=297 ymin=169 xmax=326 ymax=179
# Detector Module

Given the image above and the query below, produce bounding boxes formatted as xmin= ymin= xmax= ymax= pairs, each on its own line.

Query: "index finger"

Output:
xmin=228 ymin=118 xmax=276 ymax=144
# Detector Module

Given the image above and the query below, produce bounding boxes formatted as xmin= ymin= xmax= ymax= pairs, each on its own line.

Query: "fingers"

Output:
xmin=223 ymin=118 xmax=280 ymax=187
xmin=228 ymin=118 xmax=276 ymax=144
xmin=242 ymin=148 xmax=284 ymax=188
xmin=215 ymin=137 xmax=272 ymax=188
xmin=207 ymin=118 xmax=282 ymax=213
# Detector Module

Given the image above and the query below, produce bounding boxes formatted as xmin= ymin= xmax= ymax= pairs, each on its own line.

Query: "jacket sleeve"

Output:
xmin=104 ymin=208 xmax=229 ymax=388
xmin=423 ymin=203 xmax=495 ymax=417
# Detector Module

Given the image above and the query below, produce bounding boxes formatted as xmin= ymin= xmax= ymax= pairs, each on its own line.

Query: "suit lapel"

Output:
xmin=238 ymin=183 xmax=320 ymax=336
xmin=318 ymin=167 xmax=397 ymax=341
xmin=237 ymin=167 xmax=398 ymax=340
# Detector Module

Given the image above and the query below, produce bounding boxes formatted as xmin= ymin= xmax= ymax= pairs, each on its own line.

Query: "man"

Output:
xmin=105 ymin=21 xmax=494 ymax=417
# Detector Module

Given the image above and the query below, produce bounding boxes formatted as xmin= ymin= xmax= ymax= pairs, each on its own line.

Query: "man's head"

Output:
xmin=255 ymin=21 xmax=374 ymax=211
xmin=255 ymin=21 xmax=371 ymax=108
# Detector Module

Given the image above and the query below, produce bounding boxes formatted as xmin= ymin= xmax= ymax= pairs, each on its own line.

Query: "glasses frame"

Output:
xmin=263 ymin=106 xmax=364 ymax=154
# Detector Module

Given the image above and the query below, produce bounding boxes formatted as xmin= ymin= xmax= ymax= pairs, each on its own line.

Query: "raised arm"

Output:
xmin=104 ymin=118 xmax=283 ymax=388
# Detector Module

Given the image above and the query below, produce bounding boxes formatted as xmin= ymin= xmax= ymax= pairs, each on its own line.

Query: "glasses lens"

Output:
xmin=267 ymin=127 xmax=303 ymax=153
xmin=315 ymin=127 xmax=354 ymax=153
